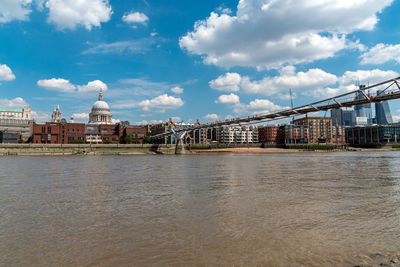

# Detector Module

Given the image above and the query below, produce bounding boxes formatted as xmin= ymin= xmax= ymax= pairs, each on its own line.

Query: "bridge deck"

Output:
xmin=151 ymin=77 xmax=400 ymax=139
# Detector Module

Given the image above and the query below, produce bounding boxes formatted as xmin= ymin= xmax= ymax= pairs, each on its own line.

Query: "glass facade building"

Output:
xmin=375 ymin=90 xmax=393 ymax=125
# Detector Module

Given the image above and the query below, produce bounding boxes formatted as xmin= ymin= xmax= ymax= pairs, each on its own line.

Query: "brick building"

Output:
xmin=293 ymin=116 xmax=345 ymax=145
xmin=121 ymin=125 xmax=147 ymax=144
xmin=258 ymin=126 xmax=284 ymax=144
xmin=32 ymin=122 xmax=85 ymax=144
xmin=284 ymin=124 xmax=309 ymax=144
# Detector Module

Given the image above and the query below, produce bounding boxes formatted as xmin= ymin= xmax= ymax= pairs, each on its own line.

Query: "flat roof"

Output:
xmin=0 ymin=108 xmax=23 ymax=112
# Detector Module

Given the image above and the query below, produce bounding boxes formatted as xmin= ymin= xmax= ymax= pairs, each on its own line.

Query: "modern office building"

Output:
xmin=375 ymin=90 xmax=393 ymax=125
xmin=346 ymin=125 xmax=400 ymax=146
xmin=331 ymin=108 xmax=356 ymax=126
xmin=0 ymin=106 xmax=33 ymax=140
xmin=0 ymin=132 xmax=19 ymax=144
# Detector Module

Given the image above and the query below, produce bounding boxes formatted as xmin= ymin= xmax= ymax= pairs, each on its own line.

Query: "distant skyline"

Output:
xmin=1 ymin=0 xmax=400 ymax=124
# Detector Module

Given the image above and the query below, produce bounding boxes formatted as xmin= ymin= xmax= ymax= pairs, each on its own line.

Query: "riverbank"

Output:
xmin=0 ymin=144 xmax=397 ymax=156
xmin=0 ymin=144 xmax=175 ymax=156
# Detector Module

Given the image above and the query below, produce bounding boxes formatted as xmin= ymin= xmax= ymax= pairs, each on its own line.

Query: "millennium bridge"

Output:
xmin=151 ymin=77 xmax=400 ymax=154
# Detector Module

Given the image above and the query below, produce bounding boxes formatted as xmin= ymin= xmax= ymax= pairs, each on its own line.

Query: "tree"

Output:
xmin=143 ymin=135 xmax=151 ymax=143
xmin=73 ymin=139 xmax=84 ymax=144
xmin=124 ymin=134 xmax=133 ymax=144
xmin=104 ymin=139 xmax=113 ymax=144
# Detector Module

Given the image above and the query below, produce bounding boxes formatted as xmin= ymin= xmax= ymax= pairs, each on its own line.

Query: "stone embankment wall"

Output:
xmin=0 ymin=144 xmax=177 ymax=156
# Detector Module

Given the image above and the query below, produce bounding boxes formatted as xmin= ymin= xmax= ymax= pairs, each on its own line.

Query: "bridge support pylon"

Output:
xmin=175 ymin=139 xmax=185 ymax=155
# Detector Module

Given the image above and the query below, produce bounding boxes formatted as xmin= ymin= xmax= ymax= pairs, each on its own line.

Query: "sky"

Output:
xmin=1 ymin=0 xmax=400 ymax=124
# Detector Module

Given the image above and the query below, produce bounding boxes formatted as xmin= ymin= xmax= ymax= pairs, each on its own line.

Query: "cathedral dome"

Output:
xmin=88 ymin=89 xmax=113 ymax=125
xmin=92 ymin=100 xmax=110 ymax=110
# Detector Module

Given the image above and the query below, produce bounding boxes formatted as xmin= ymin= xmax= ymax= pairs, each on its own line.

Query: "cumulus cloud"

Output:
xmin=210 ymin=66 xmax=338 ymax=96
xmin=361 ymin=43 xmax=400 ymax=65
xmin=204 ymin=113 xmax=219 ymax=121
xmin=71 ymin=112 xmax=88 ymax=119
xmin=0 ymin=97 xmax=27 ymax=108
xmin=209 ymin=72 xmax=241 ymax=92
xmin=37 ymin=78 xmax=76 ymax=92
xmin=122 ymin=11 xmax=148 ymax=25
xmin=170 ymin=116 xmax=182 ymax=123
xmin=234 ymin=99 xmax=288 ymax=115
xmin=45 ymin=0 xmax=112 ymax=30
xmin=0 ymin=64 xmax=15 ymax=81
xmin=0 ymin=0 xmax=32 ymax=23
xmin=77 ymin=80 xmax=107 ymax=92
xmin=31 ymin=110 xmax=50 ymax=122
xmin=180 ymin=0 xmax=391 ymax=69
xmin=310 ymin=69 xmax=399 ymax=98
xmin=37 ymin=78 xmax=107 ymax=94
xmin=138 ymin=94 xmax=184 ymax=112
xmin=136 ymin=119 xmax=163 ymax=125
xmin=215 ymin=93 xmax=240 ymax=104
xmin=70 ymin=112 xmax=88 ymax=122
xmin=171 ymin=86 xmax=184 ymax=94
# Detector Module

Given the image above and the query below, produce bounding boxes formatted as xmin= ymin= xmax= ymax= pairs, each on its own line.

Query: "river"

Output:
xmin=1 ymin=152 xmax=400 ymax=266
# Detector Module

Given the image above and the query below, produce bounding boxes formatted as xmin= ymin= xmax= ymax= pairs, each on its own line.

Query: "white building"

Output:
xmin=218 ymin=125 xmax=258 ymax=144
xmin=0 ymin=106 xmax=33 ymax=140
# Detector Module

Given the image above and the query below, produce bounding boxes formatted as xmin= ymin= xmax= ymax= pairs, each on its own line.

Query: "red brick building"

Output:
xmin=121 ymin=125 xmax=147 ymax=144
xmin=32 ymin=122 xmax=85 ymax=144
xmin=258 ymin=126 xmax=284 ymax=144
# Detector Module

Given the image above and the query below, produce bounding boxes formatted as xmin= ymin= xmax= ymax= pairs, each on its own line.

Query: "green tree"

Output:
xmin=73 ymin=139 xmax=84 ymax=144
xmin=104 ymin=139 xmax=113 ymax=144
xmin=124 ymin=134 xmax=133 ymax=144
xmin=143 ymin=135 xmax=151 ymax=143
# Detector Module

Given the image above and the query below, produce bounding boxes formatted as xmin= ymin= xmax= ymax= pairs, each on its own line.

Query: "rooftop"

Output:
xmin=0 ymin=108 xmax=23 ymax=113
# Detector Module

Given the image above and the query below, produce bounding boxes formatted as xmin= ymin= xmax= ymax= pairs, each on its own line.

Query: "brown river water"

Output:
xmin=1 ymin=152 xmax=400 ymax=266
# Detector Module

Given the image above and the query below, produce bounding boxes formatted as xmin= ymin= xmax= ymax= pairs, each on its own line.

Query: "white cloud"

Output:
xmin=234 ymin=99 xmax=288 ymax=115
xmin=83 ymin=40 xmax=153 ymax=55
xmin=180 ymin=0 xmax=391 ymax=69
xmin=45 ymin=0 xmax=112 ymax=30
xmin=37 ymin=78 xmax=76 ymax=92
xmin=204 ymin=113 xmax=219 ymax=121
xmin=215 ymin=93 xmax=240 ymax=104
xmin=138 ymin=94 xmax=184 ymax=111
xmin=310 ymin=69 xmax=399 ymax=97
xmin=77 ymin=80 xmax=107 ymax=92
xmin=0 ymin=64 xmax=15 ymax=81
xmin=0 ymin=0 xmax=32 ymax=23
xmin=209 ymin=72 xmax=241 ymax=92
xmin=136 ymin=119 xmax=163 ymax=125
xmin=171 ymin=86 xmax=184 ymax=94
xmin=111 ymin=118 xmax=120 ymax=124
xmin=122 ymin=11 xmax=148 ymax=25
xmin=361 ymin=43 xmax=400 ymax=65
xmin=71 ymin=112 xmax=88 ymax=119
xmin=70 ymin=112 xmax=88 ymax=122
xmin=392 ymin=115 xmax=400 ymax=123
xmin=0 ymin=97 xmax=27 ymax=108
xmin=170 ymin=116 xmax=182 ymax=123
xmin=31 ymin=110 xmax=50 ymax=122
xmin=210 ymin=67 xmax=338 ymax=96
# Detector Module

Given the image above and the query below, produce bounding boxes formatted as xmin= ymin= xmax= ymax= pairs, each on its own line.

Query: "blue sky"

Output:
xmin=1 ymin=0 xmax=400 ymax=124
